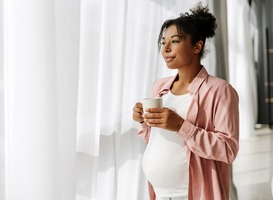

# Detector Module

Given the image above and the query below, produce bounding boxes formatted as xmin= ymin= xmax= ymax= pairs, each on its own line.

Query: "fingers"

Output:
xmin=132 ymin=102 xmax=144 ymax=123
xmin=145 ymin=107 xmax=164 ymax=113
xmin=143 ymin=112 xmax=162 ymax=119
xmin=143 ymin=111 xmax=164 ymax=126
xmin=133 ymin=102 xmax=143 ymax=112
xmin=144 ymin=119 xmax=164 ymax=126
xmin=135 ymin=106 xmax=183 ymax=132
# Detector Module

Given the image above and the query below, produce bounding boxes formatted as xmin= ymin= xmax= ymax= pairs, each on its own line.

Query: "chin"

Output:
xmin=166 ymin=65 xmax=177 ymax=70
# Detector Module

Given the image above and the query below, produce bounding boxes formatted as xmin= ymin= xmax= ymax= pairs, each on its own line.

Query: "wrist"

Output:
xmin=176 ymin=119 xmax=184 ymax=133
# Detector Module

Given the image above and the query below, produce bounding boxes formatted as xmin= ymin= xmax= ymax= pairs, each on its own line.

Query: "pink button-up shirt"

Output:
xmin=138 ymin=67 xmax=239 ymax=200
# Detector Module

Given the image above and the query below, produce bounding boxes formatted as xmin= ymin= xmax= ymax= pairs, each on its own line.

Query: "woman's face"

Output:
xmin=160 ymin=25 xmax=197 ymax=69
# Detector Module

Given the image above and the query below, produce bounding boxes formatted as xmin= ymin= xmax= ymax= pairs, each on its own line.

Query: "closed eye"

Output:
xmin=172 ymin=40 xmax=180 ymax=43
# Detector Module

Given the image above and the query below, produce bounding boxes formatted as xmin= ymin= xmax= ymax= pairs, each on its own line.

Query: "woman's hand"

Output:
xmin=143 ymin=107 xmax=184 ymax=132
xmin=132 ymin=102 xmax=144 ymax=123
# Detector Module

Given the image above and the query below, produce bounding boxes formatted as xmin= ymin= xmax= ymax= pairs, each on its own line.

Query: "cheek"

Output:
xmin=160 ymin=48 xmax=164 ymax=56
xmin=176 ymin=51 xmax=192 ymax=63
xmin=178 ymin=47 xmax=193 ymax=57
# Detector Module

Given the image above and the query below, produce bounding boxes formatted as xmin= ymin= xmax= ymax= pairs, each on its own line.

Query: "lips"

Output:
xmin=164 ymin=56 xmax=175 ymax=63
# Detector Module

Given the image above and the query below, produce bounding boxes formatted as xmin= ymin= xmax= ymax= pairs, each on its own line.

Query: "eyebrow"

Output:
xmin=161 ymin=35 xmax=182 ymax=40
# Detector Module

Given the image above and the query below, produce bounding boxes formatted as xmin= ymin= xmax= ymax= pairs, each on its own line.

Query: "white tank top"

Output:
xmin=142 ymin=91 xmax=193 ymax=198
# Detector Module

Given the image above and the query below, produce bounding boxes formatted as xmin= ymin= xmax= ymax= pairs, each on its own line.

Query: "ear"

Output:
xmin=194 ymin=40 xmax=204 ymax=54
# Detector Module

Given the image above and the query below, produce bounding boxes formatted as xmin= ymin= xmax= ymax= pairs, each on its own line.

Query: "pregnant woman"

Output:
xmin=132 ymin=3 xmax=239 ymax=200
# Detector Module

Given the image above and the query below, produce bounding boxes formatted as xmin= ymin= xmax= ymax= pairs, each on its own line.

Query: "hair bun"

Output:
xmin=189 ymin=2 xmax=217 ymax=39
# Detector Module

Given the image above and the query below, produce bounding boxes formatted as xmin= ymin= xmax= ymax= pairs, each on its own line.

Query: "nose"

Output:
xmin=162 ymin=43 xmax=171 ymax=53
xmin=165 ymin=47 xmax=171 ymax=53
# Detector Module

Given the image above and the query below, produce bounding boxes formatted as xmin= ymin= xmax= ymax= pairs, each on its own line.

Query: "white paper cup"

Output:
xmin=142 ymin=97 xmax=163 ymax=113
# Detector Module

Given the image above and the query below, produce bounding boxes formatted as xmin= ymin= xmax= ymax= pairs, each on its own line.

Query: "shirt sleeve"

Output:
xmin=177 ymin=83 xmax=239 ymax=164
xmin=137 ymin=122 xmax=151 ymax=144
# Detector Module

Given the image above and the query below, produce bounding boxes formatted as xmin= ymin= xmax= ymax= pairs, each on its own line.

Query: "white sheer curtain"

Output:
xmin=227 ymin=0 xmax=258 ymax=138
xmin=0 ymin=0 xmax=248 ymax=200
xmin=2 ymin=0 xmax=80 ymax=199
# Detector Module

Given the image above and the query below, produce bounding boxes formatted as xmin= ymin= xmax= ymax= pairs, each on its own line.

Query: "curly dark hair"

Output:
xmin=158 ymin=2 xmax=217 ymax=58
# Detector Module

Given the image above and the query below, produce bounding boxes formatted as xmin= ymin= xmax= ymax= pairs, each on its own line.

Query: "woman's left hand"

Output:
xmin=143 ymin=107 xmax=184 ymax=132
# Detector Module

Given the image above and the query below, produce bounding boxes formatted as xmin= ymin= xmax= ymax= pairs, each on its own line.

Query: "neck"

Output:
xmin=176 ymin=64 xmax=202 ymax=84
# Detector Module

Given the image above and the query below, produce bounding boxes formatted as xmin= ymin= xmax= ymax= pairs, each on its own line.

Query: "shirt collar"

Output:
xmin=188 ymin=66 xmax=209 ymax=95
xmin=158 ymin=66 xmax=209 ymax=96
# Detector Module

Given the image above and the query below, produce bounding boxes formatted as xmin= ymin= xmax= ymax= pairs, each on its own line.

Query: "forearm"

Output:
xmin=178 ymin=120 xmax=239 ymax=163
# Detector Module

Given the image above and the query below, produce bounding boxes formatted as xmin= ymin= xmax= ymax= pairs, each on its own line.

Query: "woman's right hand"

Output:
xmin=132 ymin=102 xmax=144 ymax=123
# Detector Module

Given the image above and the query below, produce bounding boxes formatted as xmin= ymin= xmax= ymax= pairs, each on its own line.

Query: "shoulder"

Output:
xmin=153 ymin=76 xmax=174 ymax=86
xmin=205 ymin=74 xmax=233 ymax=88
xmin=205 ymin=75 xmax=239 ymax=99
xmin=152 ymin=75 xmax=176 ymax=96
